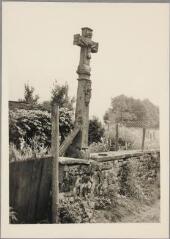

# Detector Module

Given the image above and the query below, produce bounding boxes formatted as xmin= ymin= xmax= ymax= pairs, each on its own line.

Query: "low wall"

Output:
xmin=10 ymin=150 xmax=160 ymax=223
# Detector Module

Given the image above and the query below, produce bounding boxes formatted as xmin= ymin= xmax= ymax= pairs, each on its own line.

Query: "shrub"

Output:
xmin=59 ymin=195 xmax=95 ymax=223
xmin=88 ymin=117 xmax=105 ymax=145
xmin=9 ymin=108 xmax=74 ymax=150
xmin=89 ymin=137 xmax=110 ymax=153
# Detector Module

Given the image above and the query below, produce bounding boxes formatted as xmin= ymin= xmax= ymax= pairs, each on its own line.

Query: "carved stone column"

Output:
xmin=73 ymin=27 xmax=99 ymax=150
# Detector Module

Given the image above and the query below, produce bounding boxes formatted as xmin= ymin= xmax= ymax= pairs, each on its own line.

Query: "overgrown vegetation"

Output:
xmin=88 ymin=117 xmax=105 ymax=145
xmin=9 ymin=108 xmax=74 ymax=151
xmin=103 ymin=95 xmax=159 ymax=151
xmin=58 ymin=153 xmax=160 ymax=223
xmin=9 ymin=83 xmax=160 ymax=224
xmin=88 ymin=137 xmax=110 ymax=153
xmin=10 ymin=82 xmax=105 ymax=158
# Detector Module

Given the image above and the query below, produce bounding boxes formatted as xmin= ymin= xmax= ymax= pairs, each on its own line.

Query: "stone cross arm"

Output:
xmin=73 ymin=34 xmax=98 ymax=53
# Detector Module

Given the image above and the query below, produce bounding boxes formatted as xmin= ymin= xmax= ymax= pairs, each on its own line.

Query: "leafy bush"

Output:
xmin=89 ymin=137 xmax=110 ymax=153
xmin=9 ymin=108 xmax=74 ymax=150
xmin=88 ymin=117 xmax=105 ymax=145
xmin=59 ymin=195 xmax=95 ymax=223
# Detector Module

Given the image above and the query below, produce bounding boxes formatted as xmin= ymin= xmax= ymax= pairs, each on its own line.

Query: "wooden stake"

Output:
xmin=141 ymin=128 xmax=146 ymax=151
xmin=51 ymin=102 xmax=59 ymax=223
xmin=115 ymin=123 xmax=119 ymax=151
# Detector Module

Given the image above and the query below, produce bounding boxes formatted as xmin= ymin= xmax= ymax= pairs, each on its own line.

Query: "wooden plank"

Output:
xmin=59 ymin=157 xmax=90 ymax=165
xmin=51 ymin=102 xmax=59 ymax=223
xmin=59 ymin=126 xmax=80 ymax=156
xmin=35 ymin=158 xmax=52 ymax=222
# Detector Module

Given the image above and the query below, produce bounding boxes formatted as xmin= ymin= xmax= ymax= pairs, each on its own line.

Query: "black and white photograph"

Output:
xmin=1 ymin=1 xmax=169 ymax=238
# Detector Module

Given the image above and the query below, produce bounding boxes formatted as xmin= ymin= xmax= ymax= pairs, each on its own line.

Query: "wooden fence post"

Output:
xmin=141 ymin=128 xmax=146 ymax=151
xmin=51 ymin=102 xmax=59 ymax=223
xmin=115 ymin=123 xmax=119 ymax=151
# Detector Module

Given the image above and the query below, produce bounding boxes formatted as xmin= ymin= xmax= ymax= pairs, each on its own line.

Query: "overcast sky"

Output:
xmin=3 ymin=2 xmax=169 ymax=121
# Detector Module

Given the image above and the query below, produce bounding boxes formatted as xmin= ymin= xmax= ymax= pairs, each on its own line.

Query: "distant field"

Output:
xmin=105 ymin=125 xmax=159 ymax=150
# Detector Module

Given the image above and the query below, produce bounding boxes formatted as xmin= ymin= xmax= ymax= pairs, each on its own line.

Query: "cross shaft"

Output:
xmin=71 ymin=27 xmax=99 ymax=151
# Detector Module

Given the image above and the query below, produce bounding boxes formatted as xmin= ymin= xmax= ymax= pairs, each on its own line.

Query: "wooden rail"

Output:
xmin=59 ymin=126 xmax=81 ymax=156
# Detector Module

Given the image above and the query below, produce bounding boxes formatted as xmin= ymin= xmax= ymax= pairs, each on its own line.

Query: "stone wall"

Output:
xmin=59 ymin=150 xmax=160 ymax=223
xmin=10 ymin=150 xmax=160 ymax=223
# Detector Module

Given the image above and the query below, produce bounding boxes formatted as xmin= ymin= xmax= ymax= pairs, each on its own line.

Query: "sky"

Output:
xmin=2 ymin=2 xmax=169 ymax=121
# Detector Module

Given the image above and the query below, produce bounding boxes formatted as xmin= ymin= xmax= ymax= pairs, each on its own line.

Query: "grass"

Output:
xmin=9 ymin=143 xmax=51 ymax=162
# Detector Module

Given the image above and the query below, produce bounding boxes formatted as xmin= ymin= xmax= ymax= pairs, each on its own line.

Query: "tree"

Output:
xmin=104 ymin=95 xmax=145 ymax=150
xmin=141 ymin=99 xmax=159 ymax=150
xmin=23 ymin=83 xmax=39 ymax=105
xmin=40 ymin=81 xmax=75 ymax=113
xmin=109 ymin=95 xmax=146 ymax=125
xmin=88 ymin=117 xmax=105 ymax=145
xmin=40 ymin=100 xmax=52 ymax=113
xmin=104 ymin=95 xmax=159 ymax=150
xmin=142 ymin=99 xmax=159 ymax=128
xmin=51 ymin=80 xmax=75 ymax=110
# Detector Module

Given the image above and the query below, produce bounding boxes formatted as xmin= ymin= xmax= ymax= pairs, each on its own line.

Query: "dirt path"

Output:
xmin=121 ymin=200 xmax=160 ymax=222
xmin=92 ymin=200 xmax=160 ymax=223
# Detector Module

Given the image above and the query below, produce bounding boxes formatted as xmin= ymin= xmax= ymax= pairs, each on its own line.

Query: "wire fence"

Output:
xmin=104 ymin=123 xmax=159 ymax=151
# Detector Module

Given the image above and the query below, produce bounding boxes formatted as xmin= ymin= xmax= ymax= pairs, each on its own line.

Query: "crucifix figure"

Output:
xmin=73 ymin=27 xmax=99 ymax=150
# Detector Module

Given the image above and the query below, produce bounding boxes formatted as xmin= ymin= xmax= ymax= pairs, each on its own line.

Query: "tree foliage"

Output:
xmin=142 ymin=99 xmax=159 ymax=128
xmin=9 ymin=108 xmax=74 ymax=149
xmin=40 ymin=81 xmax=75 ymax=114
xmin=20 ymin=83 xmax=39 ymax=105
xmin=88 ymin=117 xmax=105 ymax=145
xmin=104 ymin=95 xmax=159 ymax=129
xmin=51 ymin=80 xmax=75 ymax=110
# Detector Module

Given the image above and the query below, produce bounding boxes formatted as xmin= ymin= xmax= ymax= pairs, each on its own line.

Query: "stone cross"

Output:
xmin=73 ymin=27 xmax=99 ymax=150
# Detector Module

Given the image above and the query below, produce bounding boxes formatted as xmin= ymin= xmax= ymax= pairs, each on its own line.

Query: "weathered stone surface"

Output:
xmin=74 ymin=27 xmax=98 ymax=78
xmin=57 ymin=28 xmax=98 ymax=157
xmin=74 ymin=27 xmax=99 ymax=150
xmin=90 ymin=149 xmax=160 ymax=162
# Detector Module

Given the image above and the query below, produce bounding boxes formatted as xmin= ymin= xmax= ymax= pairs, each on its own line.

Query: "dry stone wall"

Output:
xmin=10 ymin=150 xmax=160 ymax=223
